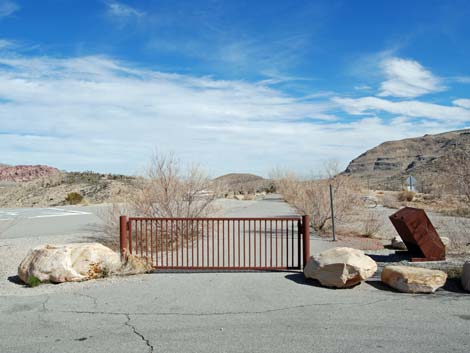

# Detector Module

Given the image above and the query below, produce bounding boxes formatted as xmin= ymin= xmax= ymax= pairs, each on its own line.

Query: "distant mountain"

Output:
xmin=0 ymin=164 xmax=61 ymax=182
xmin=212 ymin=173 xmax=273 ymax=193
xmin=343 ymin=129 xmax=470 ymax=191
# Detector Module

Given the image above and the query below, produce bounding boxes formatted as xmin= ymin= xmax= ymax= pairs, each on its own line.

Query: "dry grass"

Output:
xmin=273 ymin=164 xmax=360 ymax=232
xmin=397 ymin=190 xmax=415 ymax=202
xmin=361 ymin=210 xmax=384 ymax=238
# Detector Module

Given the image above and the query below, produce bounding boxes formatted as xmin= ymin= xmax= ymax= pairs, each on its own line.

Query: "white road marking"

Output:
xmin=0 ymin=208 xmax=92 ymax=221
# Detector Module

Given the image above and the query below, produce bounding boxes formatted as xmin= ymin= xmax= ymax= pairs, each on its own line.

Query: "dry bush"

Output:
xmin=361 ymin=210 xmax=384 ymax=238
xmin=273 ymin=163 xmax=360 ymax=232
xmin=397 ymin=190 xmax=415 ymax=202
xmin=98 ymin=153 xmax=218 ymax=250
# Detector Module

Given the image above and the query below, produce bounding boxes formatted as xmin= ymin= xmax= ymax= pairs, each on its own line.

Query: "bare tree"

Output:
xmin=98 ymin=153 xmax=218 ymax=249
xmin=273 ymin=163 xmax=360 ymax=232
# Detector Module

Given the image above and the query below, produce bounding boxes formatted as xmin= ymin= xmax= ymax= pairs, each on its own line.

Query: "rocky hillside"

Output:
xmin=343 ymin=129 xmax=470 ymax=191
xmin=0 ymin=170 xmax=134 ymax=208
xmin=0 ymin=164 xmax=60 ymax=182
xmin=212 ymin=173 xmax=274 ymax=194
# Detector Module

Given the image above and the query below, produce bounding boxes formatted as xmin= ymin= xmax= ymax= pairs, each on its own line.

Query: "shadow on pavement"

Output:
xmin=368 ymin=252 xmax=411 ymax=262
xmin=7 ymin=275 xmax=25 ymax=286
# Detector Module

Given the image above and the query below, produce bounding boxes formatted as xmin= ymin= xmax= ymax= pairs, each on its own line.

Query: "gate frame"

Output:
xmin=119 ymin=215 xmax=310 ymax=270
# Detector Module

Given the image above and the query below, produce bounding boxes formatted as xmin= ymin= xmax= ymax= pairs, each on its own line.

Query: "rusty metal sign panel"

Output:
xmin=389 ymin=207 xmax=445 ymax=262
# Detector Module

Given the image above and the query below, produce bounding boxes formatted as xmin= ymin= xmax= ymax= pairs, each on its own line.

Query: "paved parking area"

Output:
xmin=0 ymin=196 xmax=469 ymax=353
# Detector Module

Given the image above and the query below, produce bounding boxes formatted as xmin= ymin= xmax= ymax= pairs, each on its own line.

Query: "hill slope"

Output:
xmin=343 ymin=129 xmax=470 ymax=190
xmin=212 ymin=173 xmax=273 ymax=194
xmin=0 ymin=165 xmax=60 ymax=183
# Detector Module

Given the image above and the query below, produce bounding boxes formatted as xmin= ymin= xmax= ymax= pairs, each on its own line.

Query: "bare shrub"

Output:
xmin=98 ymin=154 xmax=218 ymax=250
xmin=273 ymin=163 xmax=360 ymax=232
xmin=361 ymin=210 xmax=384 ymax=238
xmin=397 ymin=190 xmax=415 ymax=202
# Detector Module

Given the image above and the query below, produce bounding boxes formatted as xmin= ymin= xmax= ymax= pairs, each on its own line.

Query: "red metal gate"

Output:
xmin=119 ymin=216 xmax=310 ymax=270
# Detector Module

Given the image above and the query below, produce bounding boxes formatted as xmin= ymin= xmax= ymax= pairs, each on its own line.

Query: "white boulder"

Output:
xmin=462 ymin=262 xmax=470 ymax=292
xmin=381 ymin=265 xmax=447 ymax=293
xmin=304 ymin=247 xmax=377 ymax=288
xmin=18 ymin=243 xmax=121 ymax=284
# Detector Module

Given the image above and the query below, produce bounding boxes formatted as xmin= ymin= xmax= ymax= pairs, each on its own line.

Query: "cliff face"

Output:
xmin=344 ymin=129 xmax=470 ymax=190
xmin=0 ymin=165 xmax=60 ymax=183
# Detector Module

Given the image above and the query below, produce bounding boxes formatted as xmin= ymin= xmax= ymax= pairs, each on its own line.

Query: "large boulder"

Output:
xmin=462 ymin=262 xmax=470 ymax=292
xmin=18 ymin=243 xmax=121 ymax=284
xmin=304 ymin=247 xmax=377 ymax=288
xmin=381 ymin=265 xmax=447 ymax=293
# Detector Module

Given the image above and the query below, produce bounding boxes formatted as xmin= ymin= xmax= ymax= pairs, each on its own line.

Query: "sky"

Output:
xmin=0 ymin=0 xmax=469 ymax=177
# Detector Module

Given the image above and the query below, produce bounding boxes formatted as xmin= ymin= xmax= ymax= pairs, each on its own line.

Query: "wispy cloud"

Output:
xmin=0 ymin=52 xmax=467 ymax=175
xmin=105 ymin=1 xmax=144 ymax=20
xmin=378 ymin=57 xmax=444 ymax=98
xmin=333 ymin=96 xmax=470 ymax=122
xmin=453 ymin=99 xmax=470 ymax=109
xmin=0 ymin=0 xmax=19 ymax=18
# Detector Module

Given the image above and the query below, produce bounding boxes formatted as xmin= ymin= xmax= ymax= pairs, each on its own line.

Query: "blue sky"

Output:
xmin=0 ymin=0 xmax=469 ymax=176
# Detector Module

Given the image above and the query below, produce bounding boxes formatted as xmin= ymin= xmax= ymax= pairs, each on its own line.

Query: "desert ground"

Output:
xmin=1 ymin=195 xmax=469 ymax=353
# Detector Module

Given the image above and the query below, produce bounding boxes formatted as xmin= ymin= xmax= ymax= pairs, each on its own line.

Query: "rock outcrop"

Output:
xmin=304 ymin=247 xmax=377 ymax=288
xmin=18 ymin=243 xmax=121 ymax=284
xmin=0 ymin=165 xmax=60 ymax=183
xmin=343 ymin=129 xmax=470 ymax=190
xmin=381 ymin=265 xmax=447 ymax=293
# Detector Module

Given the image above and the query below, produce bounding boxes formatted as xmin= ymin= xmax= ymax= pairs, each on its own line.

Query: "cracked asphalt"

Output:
xmin=1 ymin=272 xmax=469 ymax=353
xmin=1 ymin=196 xmax=469 ymax=352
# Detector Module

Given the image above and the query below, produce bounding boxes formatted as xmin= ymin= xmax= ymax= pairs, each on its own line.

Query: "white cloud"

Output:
xmin=453 ymin=99 xmax=470 ymax=109
xmin=0 ymin=39 xmax=13 ymax=49
xmin=0 ymin=53 xmax=466 ymax=176
xmin=106 ymin=1 xmax=144 ymax=19
xmin=333 ymin=96 xmax=470 ymax=122
xmin=378 ymin=57 xmax=444 ymax=98
xmin=0 ymin=0 xmax=19 ymax=18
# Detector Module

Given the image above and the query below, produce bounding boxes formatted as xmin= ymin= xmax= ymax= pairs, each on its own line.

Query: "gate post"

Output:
xmin=119 ymin=215 xmax=128 ymax=262
xmin=302 ymin=215 xmax=310 ymax=269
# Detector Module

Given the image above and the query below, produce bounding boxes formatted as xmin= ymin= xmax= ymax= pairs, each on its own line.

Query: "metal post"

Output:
xmin=302 ymin=215 xmax=310 ymax=269
xmin=329 ymin=184 xmax=336 ymax=241
xmin=119 ymin=215 xmax=128 ymax=261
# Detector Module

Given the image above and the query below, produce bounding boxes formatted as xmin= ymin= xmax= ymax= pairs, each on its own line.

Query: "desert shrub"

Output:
xmin=98 ymin=153 xmax=218 ymax=250
xmin=27 ymin=275 xmax=41 ymax=287
xmin=273 ymin=164 xmax=360 ymax=232
xmin=65 ymin=192 xmax=83 ymax=205
xmin=361 ymin=210 xmax=384 ymax=238
xmin=397 ymin=190 xmax=415 ymax=202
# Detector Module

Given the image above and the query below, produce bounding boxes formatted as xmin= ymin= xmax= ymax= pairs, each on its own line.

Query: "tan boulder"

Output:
xmin=440 ymin=237 xmax=451 ymax=248
xmin=304 ymin=247 xmax=377 ymax=288
xmin=462 ymin=262 xmax=470 ymax=292
xmin=391 ymin=236 xmax=407 ymax=250
xmin=18 ymin=243 xmax=121 ymax=284
xmin=381 ymin=265 xmax=447 ymax=293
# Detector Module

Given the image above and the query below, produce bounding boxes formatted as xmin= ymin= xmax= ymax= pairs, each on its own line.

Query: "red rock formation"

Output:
xmin=0 ymin=165 xmax=60 ymax=182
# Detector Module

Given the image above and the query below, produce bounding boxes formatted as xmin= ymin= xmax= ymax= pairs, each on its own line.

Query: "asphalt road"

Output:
xmin=0 ymin=205 xmax=104 ymax=239
xmin=0 ymin=197 xmax=469 ymax=353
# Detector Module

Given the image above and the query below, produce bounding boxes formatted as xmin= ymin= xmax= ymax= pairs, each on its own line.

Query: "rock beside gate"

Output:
xmin=304 ymin=247 xmax=377 ymax=288
xmin=462 ymin=262 xmax=470 ymax=292
xmin=18 ymin=243 xmax=121 ymax=284
xmin=381 ymin=265 xmax=447 ymax=293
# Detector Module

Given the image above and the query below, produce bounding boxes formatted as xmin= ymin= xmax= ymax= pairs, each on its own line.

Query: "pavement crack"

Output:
xmin=76 ymin=293 xmax=98 ymax=309
xmin=124 ymin=313 xmax=154 ymax=353
xmin=51 ymin=298 xmax=395 ymax=317
xmin=42 ymin=296 xmax=50 ymax=312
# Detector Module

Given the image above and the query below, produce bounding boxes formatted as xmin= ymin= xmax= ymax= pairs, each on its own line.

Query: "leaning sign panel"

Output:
xmin=389 ymin=207 xmax=445 ymax=262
